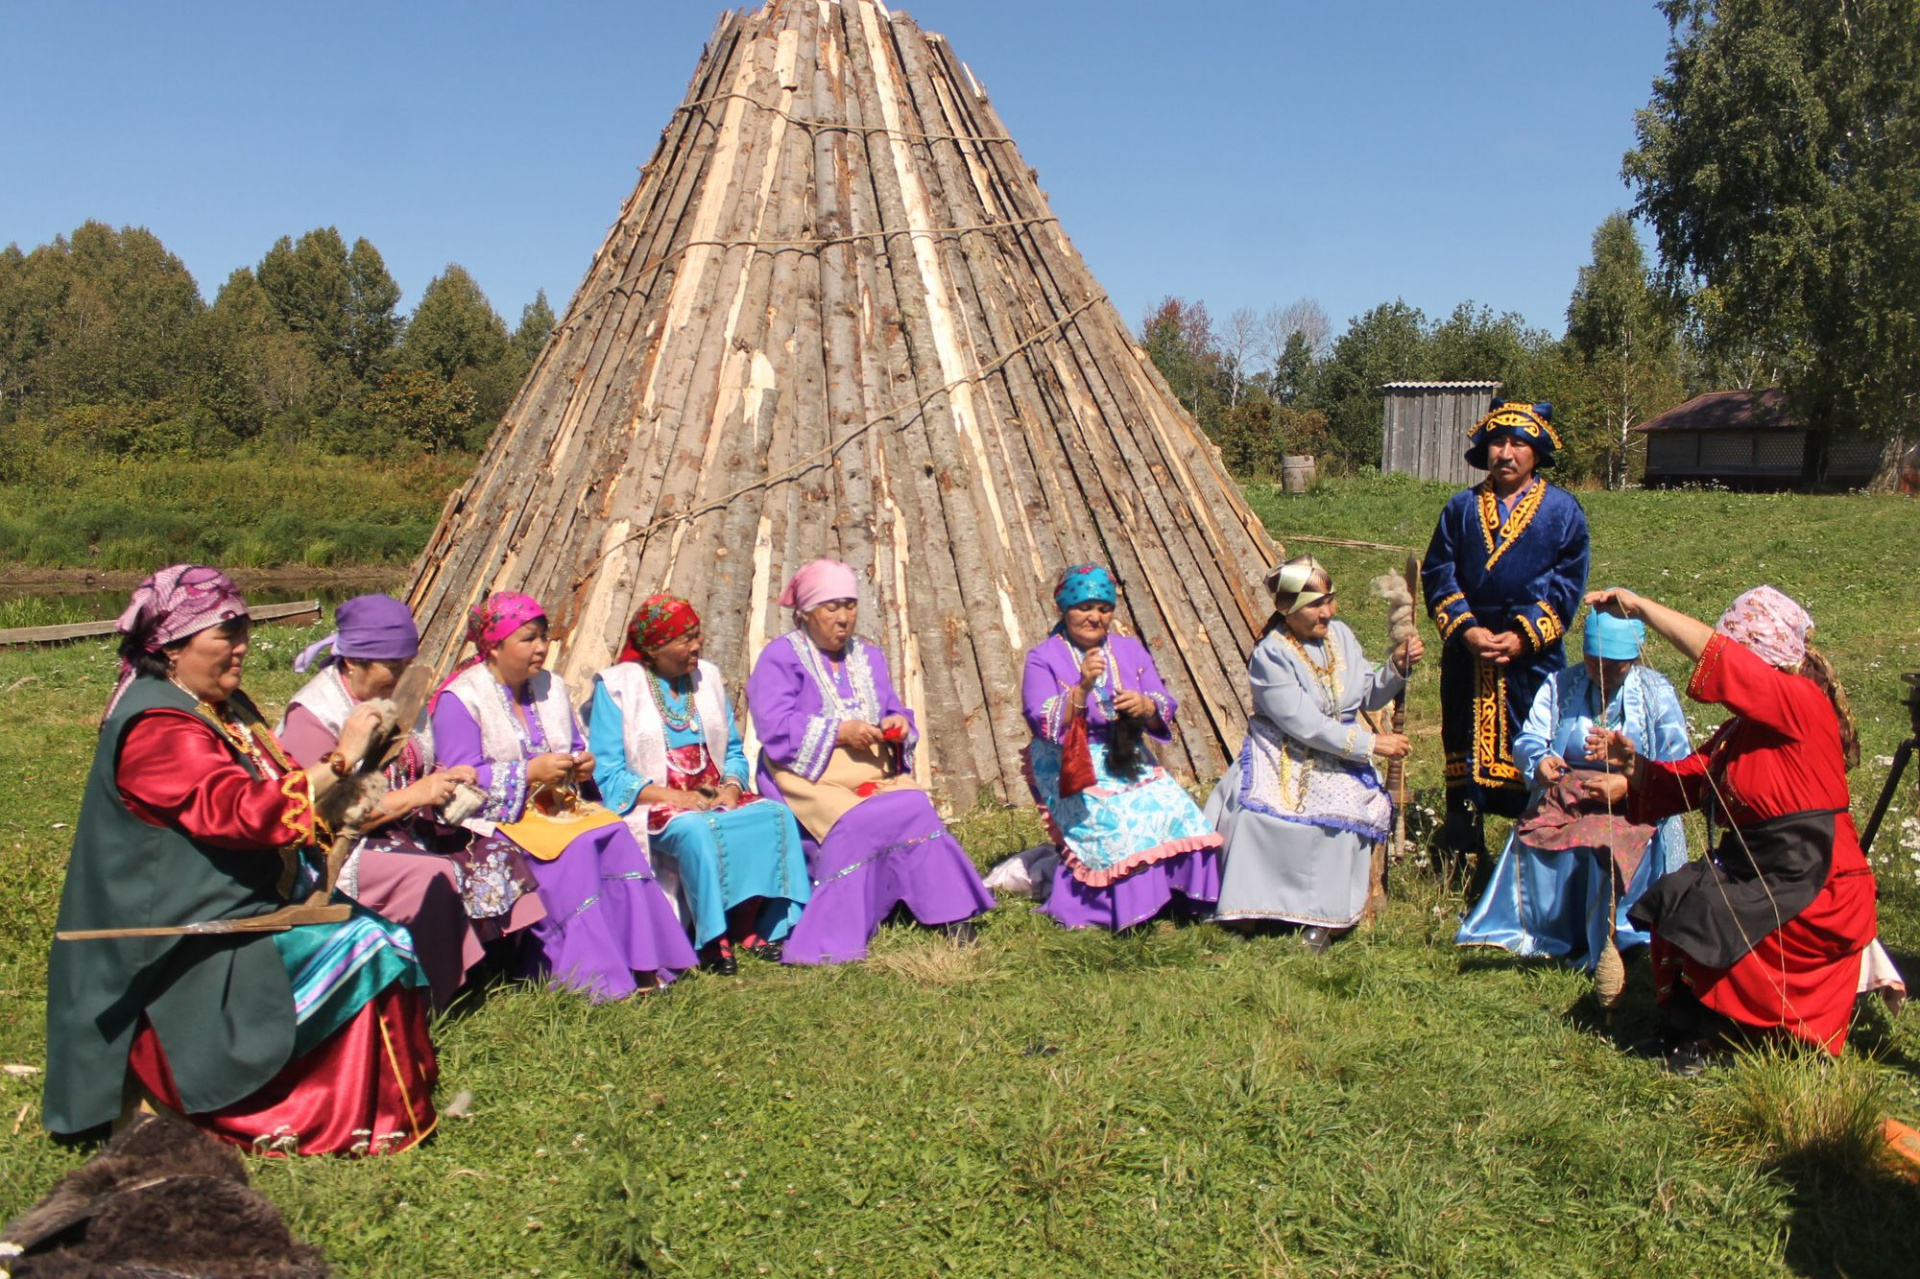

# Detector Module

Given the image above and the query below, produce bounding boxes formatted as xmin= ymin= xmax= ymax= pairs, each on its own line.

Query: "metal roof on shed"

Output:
xmin=1379 ymin=380 xmax=1504 ymax=390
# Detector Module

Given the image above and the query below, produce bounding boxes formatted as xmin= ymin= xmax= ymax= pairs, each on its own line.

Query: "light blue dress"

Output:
xmin=588 ymin=680 xmax=809 ymax=949
xmin=1456 ymin=662 xmax=1691 ymax=969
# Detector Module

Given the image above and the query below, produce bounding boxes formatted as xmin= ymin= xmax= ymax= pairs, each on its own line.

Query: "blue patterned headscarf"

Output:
xmin=1053 ymin=564 xmax=1117 ymax=611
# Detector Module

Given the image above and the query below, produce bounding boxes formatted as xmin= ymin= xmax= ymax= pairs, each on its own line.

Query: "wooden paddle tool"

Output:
xmin=1364 ymin=554 xmax=1421 ymax=924
xmin=57 ymin=664 xmax=436 ymax=941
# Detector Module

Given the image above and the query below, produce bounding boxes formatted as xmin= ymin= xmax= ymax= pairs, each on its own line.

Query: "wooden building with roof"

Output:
xmin=1379 ymin=381 xmax=1501 ymax=484
xmin=1634 ymin=389 xmax=1882 ymax=490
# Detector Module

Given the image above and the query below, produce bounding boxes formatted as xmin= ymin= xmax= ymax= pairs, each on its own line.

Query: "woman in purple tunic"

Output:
xmin=747 ymin=559 xmax=994 ymax=963
xmin=279 ymin=594 xmax=545 ymax=1008
xmin=1023 ymin=564 xmax=1223 ymax=930
xmin=428 ymin=592 xmax=695 ymax=1000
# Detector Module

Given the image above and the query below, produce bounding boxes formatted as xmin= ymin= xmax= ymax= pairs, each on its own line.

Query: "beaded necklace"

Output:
xmin=1282 ymin=629 xmax=1343 ymax=707
xmin=173 ymin=677 xmax=291 ymax=777
xmin=651 ymin=670 xmax=703 ymax=734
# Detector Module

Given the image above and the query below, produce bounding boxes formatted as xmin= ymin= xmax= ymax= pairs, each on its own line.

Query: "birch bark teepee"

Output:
xmin=405 ymin=0 xmax=1280 ymax=804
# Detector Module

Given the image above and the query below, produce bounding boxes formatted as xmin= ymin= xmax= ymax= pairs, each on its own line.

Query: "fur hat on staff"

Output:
xmin=1465 ymin=399 xmax=1561 ymax=470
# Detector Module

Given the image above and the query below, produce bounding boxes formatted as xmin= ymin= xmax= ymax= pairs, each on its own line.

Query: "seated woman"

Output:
xmin=747 ymin=559 xmax=994 ymax=963
xmin=587 ymin=594 xmax=810 ymax=975
xmin=1203 ymin=556 xmax=1418 ymax=951
xmin=45 ymin=565 xmax=436 ymax=1156
xmin=1022 ymin=564 xmax=1223 ymax=930
xmin=1457 ymin=608 xmax=1690 ymax=970
xmin=429 ymin=591 xmax=694 ymax=1000
xmin=278 ymin=593 xmax=545 ymax=1008
xmin=1585 ymin=585 xmax=1900 ymax=1067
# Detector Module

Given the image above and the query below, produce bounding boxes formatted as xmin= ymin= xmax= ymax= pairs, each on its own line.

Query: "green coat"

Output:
xmin=43 ymin=677 xmax=302 ymax=1134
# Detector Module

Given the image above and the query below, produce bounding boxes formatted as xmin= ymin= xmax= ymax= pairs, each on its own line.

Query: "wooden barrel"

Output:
xmin=1281 ymin=455 xmax=1317 ymax=494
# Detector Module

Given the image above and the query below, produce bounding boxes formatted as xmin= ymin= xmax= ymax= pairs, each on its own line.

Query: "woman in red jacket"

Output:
xmin=1583 ymin=585 xmax=1893 ymax=1071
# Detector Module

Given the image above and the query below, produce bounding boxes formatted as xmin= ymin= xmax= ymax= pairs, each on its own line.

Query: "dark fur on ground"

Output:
xmin=3 ymin=1113 xmax=329 ymax=1277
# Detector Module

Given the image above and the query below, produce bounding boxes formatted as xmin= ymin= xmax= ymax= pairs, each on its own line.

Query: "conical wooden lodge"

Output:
xmin=406 ymin=0 xmax=1280 ymax=803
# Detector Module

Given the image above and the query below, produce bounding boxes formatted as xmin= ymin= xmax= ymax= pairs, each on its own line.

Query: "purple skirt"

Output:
xmin=780 ymin=789 xmax=994 ymax=965
xmin=516 ymin=822 xmax=697 ymax=1000
xmin=1039 ymin=846 xmax=1222 ymax=932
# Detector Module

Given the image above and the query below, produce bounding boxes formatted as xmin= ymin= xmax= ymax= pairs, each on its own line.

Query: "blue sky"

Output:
xmin=3 ymin=1 xmax=1675 ymax=345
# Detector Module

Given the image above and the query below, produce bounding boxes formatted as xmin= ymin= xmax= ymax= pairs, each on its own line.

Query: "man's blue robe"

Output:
xmin=1421 ymin=478 xmax=1590 ymax=818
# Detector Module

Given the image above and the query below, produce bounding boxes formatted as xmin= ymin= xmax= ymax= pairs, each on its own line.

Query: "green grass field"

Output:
xmin=3 ymin=476 xmax=1919 ymax=1276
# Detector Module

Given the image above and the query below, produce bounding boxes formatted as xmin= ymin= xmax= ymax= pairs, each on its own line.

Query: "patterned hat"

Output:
xmin=1465 ymin=400 xmax=1561 ymax=470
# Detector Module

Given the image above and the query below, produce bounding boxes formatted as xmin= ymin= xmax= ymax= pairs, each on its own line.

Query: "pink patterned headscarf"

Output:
xmin=429 ymin=591 xmax=548 ymax=709
xmin=1715 ymin=585 xmax=1813 ymax=669
xmin=778 ymin=559 xmax=860 ymax=614
xmin=105 ymin=564 xmax=249 ymax=720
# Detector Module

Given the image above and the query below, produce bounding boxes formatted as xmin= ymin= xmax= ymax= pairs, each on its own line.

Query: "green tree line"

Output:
xmin=1141 ymin=212 xmax=1684 ymax=489
xmin=0 ymin=222 xmax=554 ymax=465
xmin=1151 ymin=0 xmax=1919 ymax=490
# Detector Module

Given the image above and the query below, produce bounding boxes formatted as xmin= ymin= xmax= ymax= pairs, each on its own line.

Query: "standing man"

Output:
xmin=1422 ymin=401 xmax=1590 ymax=897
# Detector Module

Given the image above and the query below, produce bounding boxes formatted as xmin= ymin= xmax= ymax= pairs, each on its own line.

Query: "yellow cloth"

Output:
xmin=770 ymin=744 xmax=921 ymax=841
xmin=496 ymin=789 xmax=623 ymax=861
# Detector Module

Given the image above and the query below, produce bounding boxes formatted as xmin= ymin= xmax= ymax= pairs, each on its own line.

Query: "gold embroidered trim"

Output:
xmin=1478 ymin=480 xmax=1546 ymax=572
xmin=1471 ymin=660 xmax=1523 ymax=790
xmin=278 ymin=771 xmax=317 ymax=846
xmin=1536 ymin=601 xmax=1564 ymax=645
xmin=1517 ymin=614 xmax=1542 ymax=652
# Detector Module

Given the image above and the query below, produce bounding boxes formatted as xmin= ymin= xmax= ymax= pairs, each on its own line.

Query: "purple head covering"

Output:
xmin=293 ymin=594 xmax=422 ymax=673
xmin=105 ymin=564 xmax=249 ymax=720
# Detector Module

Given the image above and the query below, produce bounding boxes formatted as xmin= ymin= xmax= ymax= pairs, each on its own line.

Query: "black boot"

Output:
xmin=698 ymin=938 xmax=738 ymax=977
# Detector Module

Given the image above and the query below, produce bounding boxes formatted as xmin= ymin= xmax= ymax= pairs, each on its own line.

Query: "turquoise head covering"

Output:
xmin=1584 ymin=608 xmax=1645 ymax=660
xmin=1054 ymin=563 xmax=1117 ymax=610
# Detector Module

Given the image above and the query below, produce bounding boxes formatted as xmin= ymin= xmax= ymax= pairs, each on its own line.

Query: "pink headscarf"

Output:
xmin=105 ymin=564 xmax=249 ymax=720
xmin=1715 ymin=585 xmax=1813 ymax=669
xmin=778 ymin=559 xmax=860 ymax=614
xmin=429 ymin=591 xmax=548 ymax=708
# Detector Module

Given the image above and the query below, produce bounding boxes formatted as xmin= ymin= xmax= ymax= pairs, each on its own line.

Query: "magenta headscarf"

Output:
xmin=429 ymin=591 xmax=548 ymax=708
xmin=106 ymin=564 xmax=250 ymax=720
xmin=778 ymin=559 xmax=860 ymax=614
xmin=1715 ymin=585 xmax=1813 ymax=669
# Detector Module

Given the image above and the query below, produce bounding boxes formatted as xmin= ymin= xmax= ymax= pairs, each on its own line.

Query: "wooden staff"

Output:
xmin=1390 ymin=553 xmax=1420 ymax=865
xmin=1367 ymin=554 xmax=1420 ymax=922
xmin=57 ymin=666 xmax=435 ymax=942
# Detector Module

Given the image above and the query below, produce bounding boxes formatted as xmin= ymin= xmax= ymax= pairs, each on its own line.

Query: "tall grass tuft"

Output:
xmin=1693 ymin=1046 xmax=1893 ymax=1176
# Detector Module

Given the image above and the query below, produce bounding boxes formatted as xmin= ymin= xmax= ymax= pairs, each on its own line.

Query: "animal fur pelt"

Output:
xmin=1369 ymin=573 xmax=1418 ymax=648
xmin=1 ymin=1114 xmax=330 ymax=1277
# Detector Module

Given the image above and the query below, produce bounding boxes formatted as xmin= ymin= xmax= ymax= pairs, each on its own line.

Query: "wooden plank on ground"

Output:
xmin=0 ymin=599 xmax=322 ymax=647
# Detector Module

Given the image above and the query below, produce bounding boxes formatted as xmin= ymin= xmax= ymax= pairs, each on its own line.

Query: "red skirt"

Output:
xmin=130 ymin=987 xmax=438 ymax=1156
xmin=1654 ymin=861 xmax=1877 ymax=1054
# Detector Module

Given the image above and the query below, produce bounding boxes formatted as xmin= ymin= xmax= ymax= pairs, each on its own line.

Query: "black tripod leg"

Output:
xmin=1860 ymin=739 xmax=1916 ymax=855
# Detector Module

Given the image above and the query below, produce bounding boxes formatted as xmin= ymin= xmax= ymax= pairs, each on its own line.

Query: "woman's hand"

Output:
xmin=879 ymin=714 xmax=911 ymax=741
xmin=1580 ymin=772 xmax=1630 ymax=806
xmin=1392 ymin=634 xmax=1425 ymax=674
xmin=838 ymin=720 xmax=885 ymax=751
xmin=1584 ymin=587 xmax=1643 ymax=619
xmin=1112 ymin=688 xmax=1155 ymax=718
xmin=1077 ymin=648 xmax=1108 ymax=692
xmin=387 ymin=769 xmax=468 ymax=814
xmin=1372 ymin=732 xmax=1412 ymax=760
xmin=527 ymin=752 xmax=581 ymax=788
xmin=710 ymin=780 xmax=745 ymax=811
xmin=1536 ymin=755 xmax=1569 ymax=785
xmin=1583 ymin=727 xmax=1637 ymax=774
xmin=335 ymin=702 xmax=386 ymax=767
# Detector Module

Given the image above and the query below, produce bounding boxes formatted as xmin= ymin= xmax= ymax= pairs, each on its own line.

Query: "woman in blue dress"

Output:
xmin=588 ymin=594 xmax=811 ymax=975
xmin=1456 ymin=608 xmax=1690 ymax=969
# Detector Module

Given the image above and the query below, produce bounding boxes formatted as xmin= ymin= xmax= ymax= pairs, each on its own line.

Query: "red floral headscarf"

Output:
xmin=616 ymin=594 xmax=700 ymax=664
